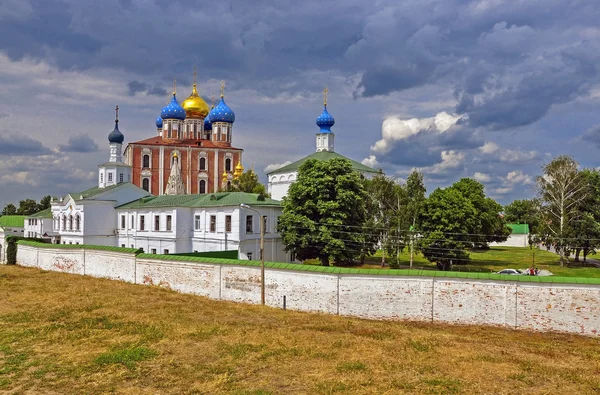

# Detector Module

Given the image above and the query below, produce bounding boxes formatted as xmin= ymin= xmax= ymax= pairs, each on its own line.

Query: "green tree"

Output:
xmin=567 ymin=169 xmax=600 ymax=263
xmin=504 ymin=198 xmax=541 ymax=236
xmin=449 ymin=178 xmax=510 ymax=247
xmin=405 ymin=171 xmax=426 ymax=268
xmin=229 ymin=169 xmax=269 ymax=196
xmin=363 ymin=173 xmax=406 ymax=266
xmin=37 ymin=195 xmax=52 ymax=212
xmin=16 ymin=199 xmax=39 ymax=216
xmin=277 ymin=158 xmax=368 ymax=266
xmin=418 ymin=187 xmax=478 ymax=270
xmin=537 ymin=156 xmax=588 ymax=266
xmin=1 ymin=203 xmax=17 ymax=216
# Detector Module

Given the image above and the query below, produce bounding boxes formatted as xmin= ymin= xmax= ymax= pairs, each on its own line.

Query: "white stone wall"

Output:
xmin=136 ymin=258 xmax=220 ymax=298
xmin=266 ymin=269 xmax=338 ymax=313
xmin=37 ymin=248 xmax=85 ymax=275
xmin=84 ymin=250 xmax=137 ymax=283
xmin=339 ymin=275 xmax=434 ymax=320
xmin=15 ymin=244 xmax=600 ymax=337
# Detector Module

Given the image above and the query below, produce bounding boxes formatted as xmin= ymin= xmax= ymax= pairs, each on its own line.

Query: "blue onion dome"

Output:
xmin=316 ymin=105 xmax=335 ymax=132
xmin=161 ymin=94 xmax=186 ymax=120
xmin=204 ymin=113 xmax=212 ymax=131
xmin=208 ymin=97 xmax=235 ymax=123
xmin=108 ymin=119 xmax=124 ymax=144
xmin=155 ymin=115 xmax=163 ymax=129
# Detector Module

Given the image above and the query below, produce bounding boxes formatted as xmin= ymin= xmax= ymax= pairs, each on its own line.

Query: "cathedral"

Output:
xmin=124 ymin=71 xmax=244 ymax=196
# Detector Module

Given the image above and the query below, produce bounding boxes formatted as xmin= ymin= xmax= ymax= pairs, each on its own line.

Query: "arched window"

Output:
xmin=225 ymin=158 xmax=232 ymax=172
xmin=75 ymin=214 xmax=81 ymax=231
xmin=142 ymin=178 xmax=150 ymax=192
xmin=69 ymin=215 xmax=73 ymax=231
xmin=199 ymin=157 xmax=206 ymax=170
xmin=199 ymin=179 xmax=206 ymax=194
xmin=62 ymin=215 xmax=67 ymax=230
xmin=142 ymin=154 xmax=150 ymax=168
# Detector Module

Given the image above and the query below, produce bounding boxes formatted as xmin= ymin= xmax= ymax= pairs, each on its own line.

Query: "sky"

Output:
xmin=1 ymin=0 xmax=600 ymax=209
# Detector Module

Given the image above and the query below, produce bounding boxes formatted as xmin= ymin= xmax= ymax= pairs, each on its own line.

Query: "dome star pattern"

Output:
xmin=316 ymin=105 xmax=335 ymax=133
xmin=208 ymin=97 xmax=235 ymax=123
xmin=161 ymin=94 xmax=186 ymax=121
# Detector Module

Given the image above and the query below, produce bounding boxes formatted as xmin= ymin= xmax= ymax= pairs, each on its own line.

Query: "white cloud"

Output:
xmin=479 ymin=141 xmax=499 ymax=154
xmin=264 ymin=161 xmax=292 ymax=173
xmin=473 ymin=172 xmax=491 ymax=182
xmin=494 ymin=170 xmax=534 ymax=195
xmin=506 ymin=170 xmax=534 ymax=185
xmin=478 ymin=141 xmax=539 ymax=163
xmin=361 ymin=155 xmax=379 ymax=168
xmin=371 ymin=112 xmax=462 ymax=155
xmin=421 ymin=150 xmax=465 ymax=175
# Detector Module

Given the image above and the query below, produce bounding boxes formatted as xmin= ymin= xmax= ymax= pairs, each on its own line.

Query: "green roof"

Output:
xmin=0 ymin=215 xmax=26 ymax=228
xmin=29 ymin=208 xmax=52 ymax=219
xmin=508 ymin=223 xmax=530 ymax=235
xmin=67 ymin=182 xmax=130 ymax=200
xmin=116 ymin=192 xmax=281 ymax=210
xmin=267 ymin=151 xmax=378 ymax=174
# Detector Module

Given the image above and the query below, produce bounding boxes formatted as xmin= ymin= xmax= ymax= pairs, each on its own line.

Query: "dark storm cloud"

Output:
xmin=0 ymin=0 xmax=101 ymax=67
xmin=580 ymin=124 xmax=600 ymax=149
xmin=127 ymin=81 xmax=167 ymax=97
xmin=2 ymin=0 xmax=597 ymax=137
xmin=58 ymin=134 xmax=99 ymax=153
xmin=0 ymin=134 xmax=52 ymax=156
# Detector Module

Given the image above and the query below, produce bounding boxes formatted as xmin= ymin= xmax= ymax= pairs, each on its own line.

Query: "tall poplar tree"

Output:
xmin=537 ymin=156 xmax=588 ymax=266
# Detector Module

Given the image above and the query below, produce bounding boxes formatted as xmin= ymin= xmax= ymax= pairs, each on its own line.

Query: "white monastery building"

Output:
xmin=44 ymin=104 xmax=291 ymax=262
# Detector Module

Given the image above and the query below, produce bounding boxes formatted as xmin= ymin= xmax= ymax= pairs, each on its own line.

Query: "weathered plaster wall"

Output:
xmin=338 ymin=275 xmax=434 ymax=320
xmin=16 ymin=245 xmax=600 ymax=337
xmin=516 ymin=284 xmax=600 ymax=337
xmin=85 ymin=250 xmax=136 ymax=283
xmin=37 ymin=248 xmax=85 ymax=275
xmin=136 ymin=258 xmax=220 ymax=298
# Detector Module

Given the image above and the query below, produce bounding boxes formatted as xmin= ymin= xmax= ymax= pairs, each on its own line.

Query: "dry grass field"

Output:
xmin=1 ymin=265 xmax=600 ymax=394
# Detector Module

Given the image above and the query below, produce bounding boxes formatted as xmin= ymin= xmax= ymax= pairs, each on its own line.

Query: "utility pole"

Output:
xmin=260 ymin=214 xmax=265 ymax=305
xmin=409 ymin=222 xmax=415 ymax=269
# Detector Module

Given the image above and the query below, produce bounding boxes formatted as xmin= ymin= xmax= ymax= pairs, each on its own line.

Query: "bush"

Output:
xmin=5 ymin=236 xmax=48 ymax=265
xmin=6 ymin=237 xmax=17 ymax=264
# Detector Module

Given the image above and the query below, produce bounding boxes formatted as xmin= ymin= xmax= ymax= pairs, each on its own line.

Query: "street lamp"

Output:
xmin=240 ymin=203 xmax=265 ymax=305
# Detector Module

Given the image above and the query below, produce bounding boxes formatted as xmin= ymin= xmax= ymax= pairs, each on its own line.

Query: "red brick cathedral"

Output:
xmin=124 ymin=77 xmax=243 ymax=195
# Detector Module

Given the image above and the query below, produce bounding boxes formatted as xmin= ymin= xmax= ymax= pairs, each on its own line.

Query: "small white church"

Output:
xmin=267 ymin=91 xmax=378 ymax=200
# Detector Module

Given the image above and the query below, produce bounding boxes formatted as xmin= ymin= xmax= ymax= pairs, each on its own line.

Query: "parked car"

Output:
xmin=496 ymin=269 xmax=523 ymax=275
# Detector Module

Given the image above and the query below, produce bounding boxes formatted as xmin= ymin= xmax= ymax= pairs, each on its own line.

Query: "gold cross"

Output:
xmin=193 ymin=66 xmax=197 ymax=85
xmin=115 ymin=105 xmax=119 ymax=121
xmin=173 ymin=79 xmax=177 ymax=95
xmin=323 ymin=86 xmax=328 ymax=106
xmin=211 ymin=92 xmax=215 ymax=107
xmin=220 ymin=80 xmax=225 ymax=98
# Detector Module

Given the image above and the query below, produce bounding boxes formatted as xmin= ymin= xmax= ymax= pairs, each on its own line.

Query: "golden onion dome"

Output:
xmin=233 ymin=161 xmax=244 ymax=179
xmin=181 ymin=84 xmax=210 ymax=118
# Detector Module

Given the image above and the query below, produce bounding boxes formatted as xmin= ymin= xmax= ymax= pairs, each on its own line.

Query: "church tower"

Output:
xmin=161 ymin=81 xmax=186 ymax=142
xmin=315 ymin=87 xmax=335 ymax=152
xmin=181 ymin=66 xmax=209 ymax=140
xmin=208 ymin=81 xmax=235 ymax=146
xmin=98 ymin=105 xmax=132 ymax=188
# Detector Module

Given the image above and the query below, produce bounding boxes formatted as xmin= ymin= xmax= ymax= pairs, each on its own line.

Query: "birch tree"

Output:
xmin=537 ymin=156 xmax=588 ymax=266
